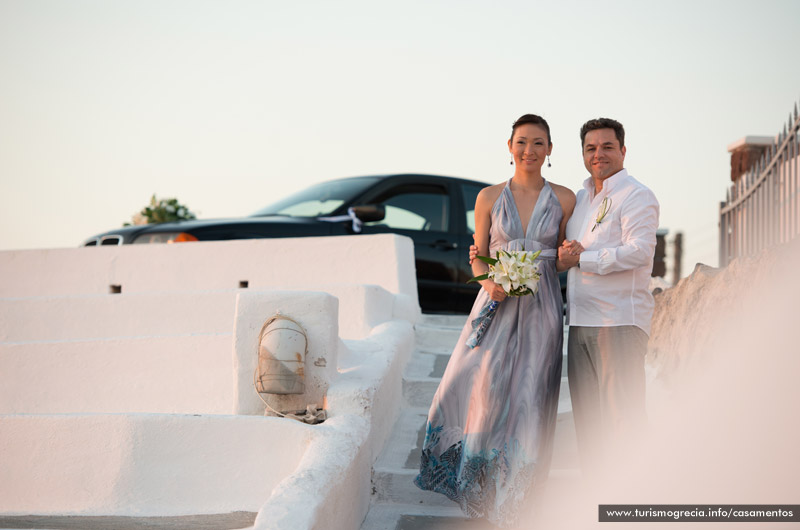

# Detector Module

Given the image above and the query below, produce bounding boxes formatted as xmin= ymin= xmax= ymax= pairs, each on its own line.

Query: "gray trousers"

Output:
xmin=567 ymin=325 xmax=648 ymax=474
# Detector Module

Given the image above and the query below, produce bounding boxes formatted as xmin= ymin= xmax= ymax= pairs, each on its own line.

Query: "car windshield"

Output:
xmin=251 ymin=177 xmax=380 ymax=217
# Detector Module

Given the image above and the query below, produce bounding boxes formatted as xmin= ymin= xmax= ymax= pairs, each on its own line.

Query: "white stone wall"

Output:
xmin=0 ymin=414 xmax=313 ymax=515
xmin=0 ymin=234 xmax=418 ymax=303
xmin=232 ymin=290 xmax=340 ymax=415
xmin=0 ymin=234 xmax=419 ymax=527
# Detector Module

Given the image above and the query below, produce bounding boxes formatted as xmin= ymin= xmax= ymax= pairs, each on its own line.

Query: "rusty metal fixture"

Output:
xmin=255 ymin=314 xmax=307 ymax=395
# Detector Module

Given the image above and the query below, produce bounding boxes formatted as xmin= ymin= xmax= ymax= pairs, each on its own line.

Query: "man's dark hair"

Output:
xmin=580 ymin=118 xmax=625 ymax=148
xmin=511 ymin=114 xmax=552 ymax=145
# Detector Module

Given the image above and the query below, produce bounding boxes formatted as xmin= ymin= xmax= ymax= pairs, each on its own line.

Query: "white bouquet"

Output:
xmin=466 ymin=248 xmax=542 ymax=348
xmin=469 ymin=249 xmax=542 ymax=296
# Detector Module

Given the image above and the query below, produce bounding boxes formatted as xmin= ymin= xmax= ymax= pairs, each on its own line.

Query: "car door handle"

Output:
xmin=431 ymin=240 xmax=458 ymax=250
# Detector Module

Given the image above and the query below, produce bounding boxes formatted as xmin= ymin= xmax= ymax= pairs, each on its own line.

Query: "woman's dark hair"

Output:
xmin=580 ymin=118 xmax=625 ymax=148
xmin=510 ymin=114 xmax=552 ymax=145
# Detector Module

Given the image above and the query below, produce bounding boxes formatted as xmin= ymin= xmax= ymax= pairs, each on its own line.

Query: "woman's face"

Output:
xmin=508 ymin=123 xmax=552 ymax=171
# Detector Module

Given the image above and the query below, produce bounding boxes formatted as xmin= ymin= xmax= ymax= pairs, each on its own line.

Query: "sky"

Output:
xmin=1 ymin=0 xmax=799 ymax=277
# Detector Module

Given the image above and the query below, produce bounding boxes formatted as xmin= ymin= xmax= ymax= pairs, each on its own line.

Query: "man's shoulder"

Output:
xmin=617 ymin=174 xmax=658 ymax=203
xmin=625 ymin=173 xmax=650 ymax=189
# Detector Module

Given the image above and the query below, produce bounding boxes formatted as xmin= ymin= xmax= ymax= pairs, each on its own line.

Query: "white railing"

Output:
xmin=719 ymin=100 xmax=800 ymax=266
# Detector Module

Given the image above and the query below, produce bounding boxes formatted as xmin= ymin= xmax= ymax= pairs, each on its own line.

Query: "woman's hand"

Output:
xmin=483 ymin=280 xmax=507 ymax=302
xmin=470 ymin=234 xmax=504 ymax=300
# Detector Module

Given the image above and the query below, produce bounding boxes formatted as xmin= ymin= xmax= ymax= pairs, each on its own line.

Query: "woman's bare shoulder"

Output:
xmin=476 ymin=182 xmax=505 ymax=206
xmin=548 ymin=181 xmax=576 ymax=206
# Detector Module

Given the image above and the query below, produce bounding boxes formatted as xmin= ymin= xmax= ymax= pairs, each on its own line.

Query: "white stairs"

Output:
xmin=360 ymin=315 xmax=579 ymax=530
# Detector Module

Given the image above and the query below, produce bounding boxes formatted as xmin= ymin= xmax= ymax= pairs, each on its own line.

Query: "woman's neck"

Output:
xmin=511 ymin=170 xmax=544 ymax=190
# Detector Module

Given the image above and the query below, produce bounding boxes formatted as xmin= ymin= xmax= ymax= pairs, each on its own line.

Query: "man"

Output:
xmin=557 ymin=118 xmax=659 ymax=474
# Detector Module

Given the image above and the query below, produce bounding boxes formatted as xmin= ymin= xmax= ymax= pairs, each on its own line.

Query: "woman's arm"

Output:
xmin=472 ymin=186 xmax=507 ymax=302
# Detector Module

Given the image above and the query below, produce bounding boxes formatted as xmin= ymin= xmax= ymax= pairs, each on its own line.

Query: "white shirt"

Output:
xmin=565 ymin=169 xmax=660 ymax=335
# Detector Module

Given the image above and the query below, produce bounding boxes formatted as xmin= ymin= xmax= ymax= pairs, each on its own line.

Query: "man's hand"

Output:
xmin=468 ymin=234 xmax=479 ymax=264
xmin=469 ymin=243 xmax=479 ymax=264
xmin=558 ymin=239 xmax=584 ymax=269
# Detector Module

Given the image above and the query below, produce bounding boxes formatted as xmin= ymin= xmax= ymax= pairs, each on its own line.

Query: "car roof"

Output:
xmin=342 ymin=173 xmax=491 ymax=186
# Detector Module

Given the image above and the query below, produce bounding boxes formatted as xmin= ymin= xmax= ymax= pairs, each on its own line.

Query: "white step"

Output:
xmin=0 ymin=291 xmax=237 ymax=342
xmin=363 ymin=318 xmax=580 ymax=530
xmin=369 ymin=470 xmax=582 ymax=528
xmin=360 ymin=502 xmax=472 ymax=530
xmin=418 ymin=314 xmax=469 ymax=328
xmin=403 ymin=377 xmax=441 ymax=408
xmin=403 ymin=347 xmax=453 ymax=381
xmin=373 ymin=408 xmax=428 ymax=471
xmin=372 ymin=468 xmax=455 ymax=507
xmin=363 ymin=468 xmax=583 ymax=529
xmin=0 ymin=334 xmax=233 ymax=415
xmin=376 ymin=397 xmax=578 ymax=508
xmin=413 ymin=324 xmax=463 ymax=352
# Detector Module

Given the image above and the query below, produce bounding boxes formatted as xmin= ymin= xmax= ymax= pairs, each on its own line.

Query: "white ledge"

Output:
xmin=727 ymin=135 xmax=774 ymax=152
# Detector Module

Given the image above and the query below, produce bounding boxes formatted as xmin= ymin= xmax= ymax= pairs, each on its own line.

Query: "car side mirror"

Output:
xmin=351 ymin=205 xmax=385 ymax=223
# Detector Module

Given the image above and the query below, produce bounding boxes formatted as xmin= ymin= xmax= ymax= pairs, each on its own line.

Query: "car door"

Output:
xmin=455 ymin=180 xmax=491 ymax=311
xmin=357 ymin=179 xmax=460 ymax=313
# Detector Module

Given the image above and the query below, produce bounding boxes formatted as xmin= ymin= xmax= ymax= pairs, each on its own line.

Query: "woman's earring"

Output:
xmin=510 ymin=157 xmax=513 ymax=165
xmin=547 ymin=156 xmax=552 ymax=168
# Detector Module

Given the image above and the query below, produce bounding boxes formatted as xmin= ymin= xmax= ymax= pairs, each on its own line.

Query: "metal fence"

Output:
xmin=719 ymin=101 xmax=800 ymax=267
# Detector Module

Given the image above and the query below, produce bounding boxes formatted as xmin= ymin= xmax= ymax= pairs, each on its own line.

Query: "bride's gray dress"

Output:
xmin=415 ymin=179 xmax=563 ymax=528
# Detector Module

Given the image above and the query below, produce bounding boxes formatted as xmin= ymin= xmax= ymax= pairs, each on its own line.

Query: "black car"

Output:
xmin=85 ymin=174 xmax=493 ymax=313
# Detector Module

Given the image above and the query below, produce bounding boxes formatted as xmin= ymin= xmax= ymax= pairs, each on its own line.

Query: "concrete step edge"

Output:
xmin=417 ymin=314 xmax=469 ymax=327
xmin=413 ymin=347 xmax=455 ymax=356
xmin=371 ymin=468 xmax=454 ymax=507
xmin=402 ymin=375 xmax=442 ymax=384
xmin=0 ymin=512 xmax=257 ymax=530
xmin=362 ymin=502 xmax=464 ymax=516
xmin=374 ymin=467 xmax=582 ymax=485
xmin=360 ymin=502 xmax=468 ymax=530
xmin=373 ymin=408 xmax=428 ymax=470
xmin=373 ymin=465 xmax=419 ymax=476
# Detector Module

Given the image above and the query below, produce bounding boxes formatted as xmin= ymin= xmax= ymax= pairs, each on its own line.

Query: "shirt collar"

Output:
xmin=583 ymin=168 xmax=629 ymax=199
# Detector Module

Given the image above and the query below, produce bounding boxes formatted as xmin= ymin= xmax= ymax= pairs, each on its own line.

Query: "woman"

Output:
xmin=414 ymin=114 xmax=575 ymax=527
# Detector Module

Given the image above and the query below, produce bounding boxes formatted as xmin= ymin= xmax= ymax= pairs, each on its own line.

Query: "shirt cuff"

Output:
xmin=579 ymin=250 xmax=600 ymax=274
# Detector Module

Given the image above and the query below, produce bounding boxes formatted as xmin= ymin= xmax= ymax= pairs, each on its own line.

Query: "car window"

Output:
xmin=365 ymin=190 xmax=449 ymax=232
xmin=251 ymin=177 xmax=380 ymax=217
xmin=461 ymin=183 xmax=485 ymax=234
xmin=274 ymin=199 xmax=345 ymax=217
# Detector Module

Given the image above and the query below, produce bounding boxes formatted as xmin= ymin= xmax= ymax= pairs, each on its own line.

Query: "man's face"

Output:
xmin=582 ymin=128 xmax=626 ymax=182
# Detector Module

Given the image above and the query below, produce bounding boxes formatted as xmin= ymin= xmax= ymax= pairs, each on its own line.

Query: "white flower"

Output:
xmin=496 ymin=274 xmax=512 ymax=292
xmin=524 ymin=272 xmax=540 ymax=294
xmin=486 ymin=249 xmax=541 ymax=297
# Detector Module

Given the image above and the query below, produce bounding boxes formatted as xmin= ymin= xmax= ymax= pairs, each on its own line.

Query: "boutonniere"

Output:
xmin=591 ymin=197 xmax=612 ymax=232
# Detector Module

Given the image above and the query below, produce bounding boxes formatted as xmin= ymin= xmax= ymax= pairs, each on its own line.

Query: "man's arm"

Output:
xmin=579 ymin=188 xmax=659 ymax=275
